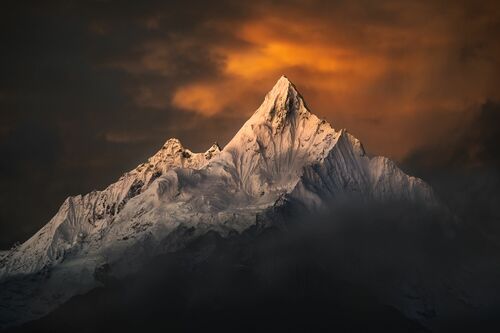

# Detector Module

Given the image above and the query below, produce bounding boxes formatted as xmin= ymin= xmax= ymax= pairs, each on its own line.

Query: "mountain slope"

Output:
xmin=0 ymin=76 xmax=436 ymax=329
xmin=0 ymin=139 xmax=221 ymax=277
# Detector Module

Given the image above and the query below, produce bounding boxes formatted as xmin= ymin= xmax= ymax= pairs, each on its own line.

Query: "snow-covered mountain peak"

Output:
xmin=265 ymin=75 xmax=296 ymax=104
xmin=149 ymin=137 xmax=186 ymax=163
xmin=219 ymin=77 xmax=340 ymax=196
xmin=146 ymin=138 xmax=218 ymax=170
xmin=0 ymin=76 xmax=439 ymax=329
xmin=163 ymin=137 xmax=184 ymax=149
xmin=204 ymin=142 xmax=221 ymax=160
xmin=248 ymin=75 xmax=309 ymax=130
xmin=339 ymin=129 xmax=366 ymax=157
xmin=225 ymin=76 xmax=335 ymax=149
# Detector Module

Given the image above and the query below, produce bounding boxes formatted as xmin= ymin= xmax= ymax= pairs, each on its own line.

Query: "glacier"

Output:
xmin=0 ymin=76 xmax=437 ymax=328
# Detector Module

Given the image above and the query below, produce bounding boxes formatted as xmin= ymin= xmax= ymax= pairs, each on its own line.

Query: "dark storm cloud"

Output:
xmin=402 ymin=101 xmax=500 ymax=237
xmin=404 ymin=100 xmax=500 ymax=172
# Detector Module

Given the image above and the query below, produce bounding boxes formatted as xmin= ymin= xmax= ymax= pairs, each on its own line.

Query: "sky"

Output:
xmin=1 ymin=0 xmax=499 ymax=248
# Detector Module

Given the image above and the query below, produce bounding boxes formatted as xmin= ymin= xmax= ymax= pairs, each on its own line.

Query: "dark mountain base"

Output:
xmin=4 ymin=228 xmax=425 ymax=333
xmin=5 ymin=199 xmax=500 ymax=333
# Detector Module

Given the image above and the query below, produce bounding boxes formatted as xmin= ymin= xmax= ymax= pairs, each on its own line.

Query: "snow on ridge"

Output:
xmin=0 ymin=138 xmax=220 ymax=279
xmin=146 ymin=137 xmax=219 ymax=171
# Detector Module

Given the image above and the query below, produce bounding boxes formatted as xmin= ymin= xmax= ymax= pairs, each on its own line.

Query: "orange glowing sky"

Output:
xmin=124 ymin=1 xmax=499 ymax=161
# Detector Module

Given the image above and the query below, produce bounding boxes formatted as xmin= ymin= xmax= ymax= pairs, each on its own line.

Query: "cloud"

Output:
xmin=404 ymin=100 xmax=500 ymax=171
xmin=160 ymin=0 xmax=500 ymax=159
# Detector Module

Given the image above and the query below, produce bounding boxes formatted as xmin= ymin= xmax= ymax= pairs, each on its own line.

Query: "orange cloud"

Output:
xmin=164 ymin=1 xmax=500 ymax=159
xmin=172 ymin=83 xmax=225 ymax=115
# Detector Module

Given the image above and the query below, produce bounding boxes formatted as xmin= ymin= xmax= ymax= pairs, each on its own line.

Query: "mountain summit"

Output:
xmin=0 ymin=77 xmax=436 ymax=328
xmin=223 ymin=75 xmax=339 ymax=196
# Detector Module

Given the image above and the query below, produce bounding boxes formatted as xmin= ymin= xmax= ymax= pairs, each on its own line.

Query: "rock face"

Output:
xmin=0 ymin=76 xmax=436 ymax=328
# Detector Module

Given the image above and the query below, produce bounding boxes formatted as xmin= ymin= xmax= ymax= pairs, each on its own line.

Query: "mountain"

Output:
xmin=0 ymin=76 xmax=437 ymax=329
